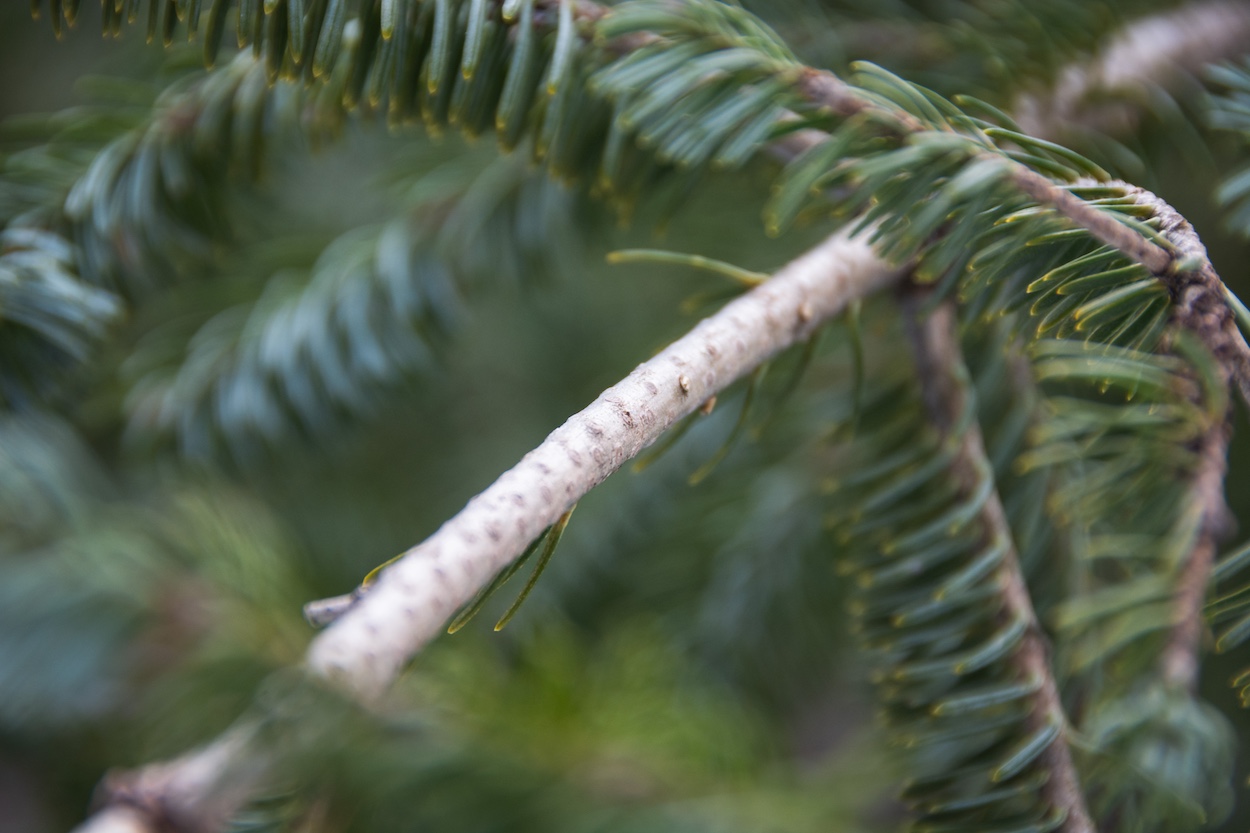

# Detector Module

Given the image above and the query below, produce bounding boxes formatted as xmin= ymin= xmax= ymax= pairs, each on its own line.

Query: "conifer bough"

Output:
xmin=22 ymin=1 xmax=1250 ymax=832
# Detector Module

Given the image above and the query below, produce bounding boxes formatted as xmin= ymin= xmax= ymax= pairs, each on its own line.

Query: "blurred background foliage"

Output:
xmin=4 ymin=2 xmax=1250 ymax=833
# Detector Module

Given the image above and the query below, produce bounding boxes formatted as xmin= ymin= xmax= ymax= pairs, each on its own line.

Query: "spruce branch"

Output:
xmin=39 ymin=2 xmax=1250 ymax=829
xmin=790 ymin=67 xmax=1169 ymax=273
xmin=1160 ymin=419 xmax=1232 ymax=690
xmin=900 ymin=297 xmax=1095 ymax=833
xmin=785 ymin=69 xmax=1250 ymax=406
xmin=1046 ymin=185 xmax=1241 ymax=696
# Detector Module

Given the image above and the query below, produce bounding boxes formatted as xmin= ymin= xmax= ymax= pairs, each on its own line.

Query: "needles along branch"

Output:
xmin=781 ymin=68 xmax=1250 ymax=408
xmin=26 ymin=0 xmax=1250 ymax=409
xmin=29 ymin=1 xmax=1250 ymax=832
xmin=899 ymin=297 xmax=1094 ymax=833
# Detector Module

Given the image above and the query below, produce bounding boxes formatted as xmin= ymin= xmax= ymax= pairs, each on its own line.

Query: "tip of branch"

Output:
xmin=303 ymin=591 xmax=363 ymax=628
xmin=72 ymin=807 xmax=152 ymax=833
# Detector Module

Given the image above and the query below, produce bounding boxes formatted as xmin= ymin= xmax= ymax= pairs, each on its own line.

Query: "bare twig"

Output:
xmin=305 ymin=228 xmax=900 ymax=699
xmin=75 ymin=229 xmax=901 ymax=832
xmin=903 ymin=299 xmax=1096 ymax=833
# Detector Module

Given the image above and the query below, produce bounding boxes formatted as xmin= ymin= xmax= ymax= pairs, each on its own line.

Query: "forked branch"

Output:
xmin=791 ymin=71 xmax=1250 ymax=408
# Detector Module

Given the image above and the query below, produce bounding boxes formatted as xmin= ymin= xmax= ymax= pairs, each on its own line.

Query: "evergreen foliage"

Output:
xmin=6 ymin=1 xmax=1250 ymax=833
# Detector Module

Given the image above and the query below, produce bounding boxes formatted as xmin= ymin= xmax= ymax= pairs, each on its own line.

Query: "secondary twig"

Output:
xmin=793 ymin=66 xmax=1180 ymax=273
xmin=1161 ymin=420 xmax=1233 ymax=690
xmin=903 ymin=298 xmax=1096 ymax=833
xmin=1128 ymin=182 xmax=1238 ymax=692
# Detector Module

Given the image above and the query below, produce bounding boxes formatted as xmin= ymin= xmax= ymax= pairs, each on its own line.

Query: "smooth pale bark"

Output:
xmin=306 ymin=228 xmax=900 ymax=700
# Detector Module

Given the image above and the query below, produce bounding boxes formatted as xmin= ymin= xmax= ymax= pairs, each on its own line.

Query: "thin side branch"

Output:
xmin=903 ymin=299 xmax=1096 ymax=833
xmin=1162 ymin=421 xmax=1232 ymax=689
xmin=1008 ymin=169 xmax=1171 ymax=272
xmin=306 ymin=228 xmax=900 ymax=700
